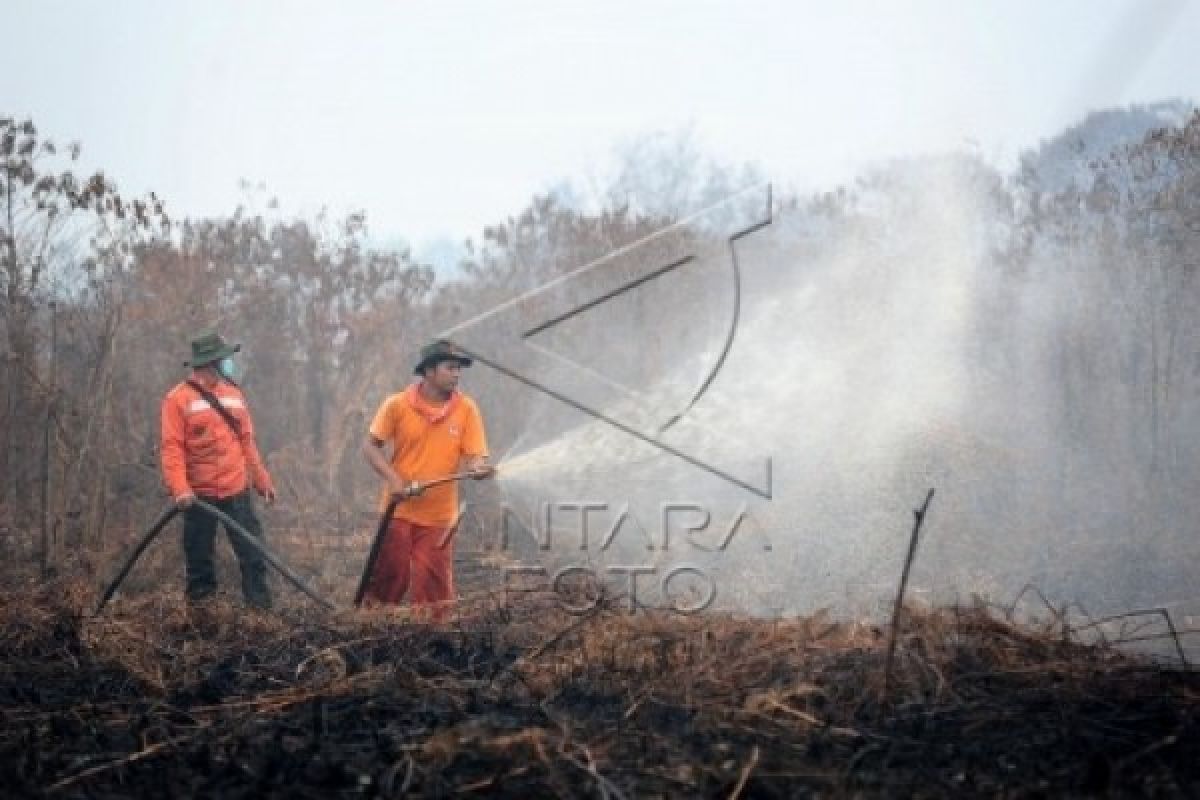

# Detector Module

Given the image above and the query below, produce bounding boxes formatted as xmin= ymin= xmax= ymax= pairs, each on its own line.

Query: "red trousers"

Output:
xmin=362 ymin=518 xmax=456 ymax=615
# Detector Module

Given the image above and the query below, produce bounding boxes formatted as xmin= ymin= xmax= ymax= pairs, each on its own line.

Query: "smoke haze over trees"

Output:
xmin=2 ymin=103 xmax=1198 ymax=628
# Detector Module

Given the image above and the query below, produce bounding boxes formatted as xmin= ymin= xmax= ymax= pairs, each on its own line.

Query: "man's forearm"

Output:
xmin=363 ymin=440 xmax=402 ymax=485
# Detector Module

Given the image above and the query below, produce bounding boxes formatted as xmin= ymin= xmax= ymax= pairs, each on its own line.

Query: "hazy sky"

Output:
xmin=4 ymin=1 xmax=1198 ymax=254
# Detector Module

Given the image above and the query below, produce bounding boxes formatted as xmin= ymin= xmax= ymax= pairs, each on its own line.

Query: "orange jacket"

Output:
xmin=160 ymin=377 xmax=274 ymax=500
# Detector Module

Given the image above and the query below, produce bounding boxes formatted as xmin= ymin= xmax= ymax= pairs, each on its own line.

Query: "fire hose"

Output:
xmin=96 ymin=470 xmax=484 ymax=616
xmin=353 ymin=471 xmax=479 ymax=607
xmin=94 ymin=499 xmax=334 ymax=615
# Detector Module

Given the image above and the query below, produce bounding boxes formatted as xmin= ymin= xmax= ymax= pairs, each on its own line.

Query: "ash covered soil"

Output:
xmin=1 ymin=581 xmax=1197 ymax=799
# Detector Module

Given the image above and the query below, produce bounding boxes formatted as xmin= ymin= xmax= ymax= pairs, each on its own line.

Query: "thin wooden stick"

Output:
xmin=47 ymin=737 xmax=180 ymax=793
xmin=728 ymin=745 xmax=760 ymax=800
xmin=1069 ymin=606 xmax=1191 ymax=667
xmin=883 ymin=488 xmax=935 ymax=695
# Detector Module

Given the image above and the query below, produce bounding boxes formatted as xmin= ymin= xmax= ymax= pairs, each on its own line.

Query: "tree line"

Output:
xmin=2 ymin=108 xmax=1198 ymax=581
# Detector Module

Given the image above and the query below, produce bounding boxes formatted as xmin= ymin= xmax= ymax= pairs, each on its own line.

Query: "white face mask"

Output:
xmin=217 ymin=357 xmax=237 ymax=381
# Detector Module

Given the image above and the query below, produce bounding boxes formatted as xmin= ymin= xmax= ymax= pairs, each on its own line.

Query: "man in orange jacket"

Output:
xmin=361 ymin=340 xmax=494 ymax=614
xmin=161 ymin=330 xmax=277 ymax=609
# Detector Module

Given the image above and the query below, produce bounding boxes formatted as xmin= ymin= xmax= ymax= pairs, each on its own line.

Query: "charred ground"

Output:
xmin=1 ymin=579 xmax=1197 ymax=798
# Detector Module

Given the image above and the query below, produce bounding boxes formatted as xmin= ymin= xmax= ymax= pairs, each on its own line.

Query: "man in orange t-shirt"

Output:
xmin=361 ymin=341 xmax=494 ymax=612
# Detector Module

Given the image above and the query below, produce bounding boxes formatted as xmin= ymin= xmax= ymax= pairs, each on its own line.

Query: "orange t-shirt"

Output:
xmin=369 ymin=384 xmax=488 ymax=526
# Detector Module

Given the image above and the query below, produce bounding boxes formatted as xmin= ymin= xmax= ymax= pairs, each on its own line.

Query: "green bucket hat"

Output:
xmin=184 ymin=330 xmax=241 ymax=367
xmin=413 ymin=340 xmax=473 ymax=375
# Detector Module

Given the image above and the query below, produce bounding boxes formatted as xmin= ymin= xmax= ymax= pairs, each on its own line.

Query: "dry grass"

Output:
xmin=1 ymin=572 xmax=1197 ymax=798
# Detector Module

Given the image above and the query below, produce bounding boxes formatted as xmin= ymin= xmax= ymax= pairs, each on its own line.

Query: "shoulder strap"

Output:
xmin=186 ymin=380 xmax=243 ymax=437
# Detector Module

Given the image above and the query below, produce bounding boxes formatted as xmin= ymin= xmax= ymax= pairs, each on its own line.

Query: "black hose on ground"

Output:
xmin=92 ymin=506 xmax=180 ymax=616
xmin=192 ymin=499 xmax=334 ymax=611
xmin=92 ymin=500 xmax=333 ymax=615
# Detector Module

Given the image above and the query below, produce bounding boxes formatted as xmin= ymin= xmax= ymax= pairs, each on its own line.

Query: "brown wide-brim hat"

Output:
xmin=413 ymin=340 xmax=473 ymax=375
xmin=184 ymin=330 xmax=241 ymax=367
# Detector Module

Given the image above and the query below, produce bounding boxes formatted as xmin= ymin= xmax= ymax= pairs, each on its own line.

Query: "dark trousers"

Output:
xmin=182 ymin=490 xmax=272 ymax=609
